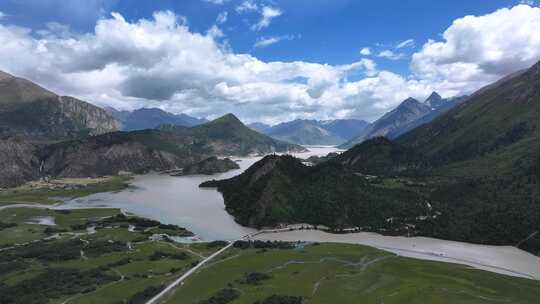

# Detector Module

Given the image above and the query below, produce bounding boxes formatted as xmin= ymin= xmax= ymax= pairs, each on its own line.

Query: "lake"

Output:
xmin=60 ymin=146 xmax=340 ymax=241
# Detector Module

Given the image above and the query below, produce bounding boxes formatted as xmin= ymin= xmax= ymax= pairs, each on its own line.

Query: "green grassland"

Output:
xmin=3 ymin=187 xmax=540 ymax=304
xmin=165 ymin=242 xmax=540 ymax=304
xmin=0 ymin=207 xmax=203 ymax=304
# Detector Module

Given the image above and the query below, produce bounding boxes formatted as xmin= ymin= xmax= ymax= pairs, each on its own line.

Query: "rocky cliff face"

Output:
xmin=0 ymin=96 xmax=119 ymax=140
xmin=0 ymin=137 xmax=40 ymax=188
xmin=39 ymin=130 xmax=197 ymax=178
xmin=56 ymin=96 xmax=120 ymax=134
xmin=32 ymin=114 xmax=301 ymax=181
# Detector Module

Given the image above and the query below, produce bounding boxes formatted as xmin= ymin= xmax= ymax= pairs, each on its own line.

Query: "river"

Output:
xmin=57 ymin=145 xmax=540 ymax=280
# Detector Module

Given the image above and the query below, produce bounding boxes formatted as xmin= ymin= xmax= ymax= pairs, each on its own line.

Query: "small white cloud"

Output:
xmin=203 ymin=0 xmax=229 ymax=4
xmin=216 ymin=11 xmax=228 ymax=24
xmin=396 ymin=39 xmax=414 ymax=49
xmin=251 ymin=6 xmax=282 ymax=31
xmin=236 ymin=0 xmax=258 ymax=13
xmin=377 ymin=50 xmax=405 ymax=60
xmin=360 ymin=47 xmax=371 ymax=56
xmin=207 ymin=25 xmax=224 ymax=38
xmin=254 ymin=35 xmax=295 ymax=48
xmin=254 ymin=37 xmax=281 ymax=48
xmin=0 ymin=11 xmax=6 ymax=19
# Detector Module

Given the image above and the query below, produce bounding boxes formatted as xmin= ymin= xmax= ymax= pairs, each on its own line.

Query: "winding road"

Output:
xmin=145 ymin=239 xmax=236 ymax=304
xmin=145 ymin=229 xmax=271 ymax=304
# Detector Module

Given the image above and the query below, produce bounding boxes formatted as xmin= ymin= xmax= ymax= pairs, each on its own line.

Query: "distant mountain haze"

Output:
xmin=247 ymin=122 xmax=271 ymax=133
xmin=106 ymin=107 xmax=207 ymax=131
xmin=319 ymin=119 xmax=370 ymax=140
xmin=249 ymin=119 xmax=369 ymax=145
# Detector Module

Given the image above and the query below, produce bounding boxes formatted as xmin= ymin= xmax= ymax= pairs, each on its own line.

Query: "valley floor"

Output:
xmin=2 ymin=168 xmax=540 ymax=303
xmin=253 ymin=229 xmax=540 ymax=280
xmin=164 ymin=242 xmax=540 ymax=304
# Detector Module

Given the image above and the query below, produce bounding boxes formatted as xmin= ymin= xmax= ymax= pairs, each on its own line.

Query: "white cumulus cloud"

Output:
xmin=411 ymin=4 xmax=540 ymax=95
xmin=0 ymin=4 xmax=539 ymax=124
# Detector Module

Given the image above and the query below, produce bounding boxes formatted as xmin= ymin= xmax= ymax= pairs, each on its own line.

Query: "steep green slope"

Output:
xmin=173 ymin=157 xmax=239 ymax=176
xmin=398 ymin=61 xmax=540 ymax=176
xmin=336 ymin=137 xmax=430 ymax=176
xmin=201 ymin=155 xmax=430 ymax=231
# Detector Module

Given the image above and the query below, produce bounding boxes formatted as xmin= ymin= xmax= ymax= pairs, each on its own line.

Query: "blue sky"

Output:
xmin=0 ymin=0 xmax=521 ymax=71
xmin=0 ymin=0 xmax=539 ymax=123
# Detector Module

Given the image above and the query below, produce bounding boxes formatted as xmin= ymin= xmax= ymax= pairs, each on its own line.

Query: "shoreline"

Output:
xmin=253 ymin=229 xmax=540 ymax=280
xmin=4 ymin=200 xmax=540 ymax=281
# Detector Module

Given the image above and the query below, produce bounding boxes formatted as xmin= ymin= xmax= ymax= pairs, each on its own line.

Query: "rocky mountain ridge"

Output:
xmin=0 ymin=114 xmax=303 ymax=187
xmin=340 ymin=93 xmax=466 ymax=148
xmin=0 ymin=70 xmax=119 ymax=141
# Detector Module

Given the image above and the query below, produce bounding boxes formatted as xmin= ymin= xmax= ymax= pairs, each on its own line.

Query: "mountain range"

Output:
xmin=248 ymin=92 xmax=463 ymax=148
xmin=0 ymin=71 xmax=303 ymax=187
xmin=249 ymin=119 xmax=369 ymax=145
xmin=0 ymin=70 xmax=119 ymax=141
xmin=1 ymin=113 xmax=302 ymax=187
xmin=202 ymin=59 xmax=540 ymax=256
xmin=340 ymin=92 xmax=467 ymax=148
xmin=106 ymin=107 xmax=207 ymax=131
